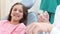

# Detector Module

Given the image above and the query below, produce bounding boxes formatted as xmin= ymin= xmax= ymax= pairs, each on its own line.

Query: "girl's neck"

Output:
xmin=10 ymin=19 xmax=20 ymax=25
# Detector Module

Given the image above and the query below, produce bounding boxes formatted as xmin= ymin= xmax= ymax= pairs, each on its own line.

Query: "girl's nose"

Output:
xmin=16 ymin=11 xmax=19 ymax=13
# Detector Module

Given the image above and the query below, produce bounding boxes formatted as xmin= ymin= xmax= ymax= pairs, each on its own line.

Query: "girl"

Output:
xmin=0 ymin=2 xmax=28 ymax=34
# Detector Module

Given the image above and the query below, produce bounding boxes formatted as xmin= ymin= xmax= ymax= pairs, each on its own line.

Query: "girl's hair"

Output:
xmin=8 ymin=2 xmax=28 ymax=25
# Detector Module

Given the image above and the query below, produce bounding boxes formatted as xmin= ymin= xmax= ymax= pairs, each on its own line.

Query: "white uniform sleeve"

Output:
xmin=53 ymin=5 xmax=60 ymax=28
xmin=50 ymin=27 xmax=60 ymax=34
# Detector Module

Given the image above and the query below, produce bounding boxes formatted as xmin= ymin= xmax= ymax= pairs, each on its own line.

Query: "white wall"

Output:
xmin=0 ymin=0 xmax=1 ymax=20
xmin=29 ymin=0 xmax=41 ymax=12
xmin=1 ymin=0 xmax=6 ymax=20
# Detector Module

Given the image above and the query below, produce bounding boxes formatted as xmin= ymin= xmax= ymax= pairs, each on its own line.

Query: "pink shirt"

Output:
xmin=0 ymin=20 xmax=26 ymax=34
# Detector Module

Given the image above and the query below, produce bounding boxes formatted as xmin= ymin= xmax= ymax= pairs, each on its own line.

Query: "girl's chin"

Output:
xmin=13 ymin=18 xmax=20 ymax=21
xmin=12 ymin=17 xmax=21 ymax=21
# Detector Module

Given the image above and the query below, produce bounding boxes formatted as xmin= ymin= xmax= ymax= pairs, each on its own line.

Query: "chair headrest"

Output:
xmin=20 ymin=0 xmax=36 ymax=9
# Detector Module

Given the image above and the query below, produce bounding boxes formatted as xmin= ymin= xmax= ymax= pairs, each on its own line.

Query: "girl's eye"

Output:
xmin=13 ymin=9 xmax=17 ymax=11
xmin=19 ymin=10 xmax=23 ymax=13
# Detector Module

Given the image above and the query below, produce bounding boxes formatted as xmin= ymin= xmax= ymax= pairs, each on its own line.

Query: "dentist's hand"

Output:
xmin=26 ymin=22 xmax=38 ymax=34
xmin=26 ymin=22 xmax=53 ymax=34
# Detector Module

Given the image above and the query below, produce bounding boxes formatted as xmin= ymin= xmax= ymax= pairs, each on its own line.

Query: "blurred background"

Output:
xmin=0 ymin=0 xmax=41 ymax=20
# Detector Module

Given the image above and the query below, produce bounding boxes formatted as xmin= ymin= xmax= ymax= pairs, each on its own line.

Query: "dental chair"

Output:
xmin=27 ymin=11 xmax=38 ymax=25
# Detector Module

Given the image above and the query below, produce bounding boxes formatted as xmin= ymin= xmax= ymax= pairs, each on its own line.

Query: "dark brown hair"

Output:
xmin=8 ymin=2 xmax=28 ymax=25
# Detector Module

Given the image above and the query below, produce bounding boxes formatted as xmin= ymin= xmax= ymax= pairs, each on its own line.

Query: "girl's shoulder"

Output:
xmin=0 ymin=20 xmax=8 ymax=22
xmin=19 ymin=23 xmax=26 ymax=28
xmin=17 ymin=23 xmax=26 ymax=30
xmin=0 ymin=20 xmax=9 ymax=24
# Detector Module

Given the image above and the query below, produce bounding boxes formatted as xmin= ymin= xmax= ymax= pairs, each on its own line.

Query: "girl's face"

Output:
xmin=11 ymin=4 xmax=23 ymax=21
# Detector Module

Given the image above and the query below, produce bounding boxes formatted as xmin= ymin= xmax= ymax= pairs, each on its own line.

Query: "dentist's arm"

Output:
xmin=26 ymin=22 xmax=53 ymax=34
